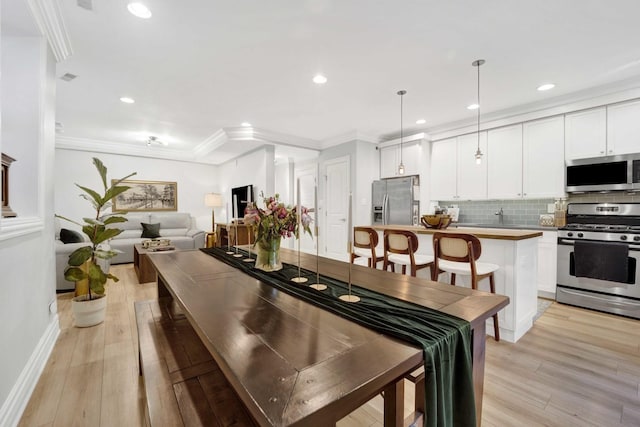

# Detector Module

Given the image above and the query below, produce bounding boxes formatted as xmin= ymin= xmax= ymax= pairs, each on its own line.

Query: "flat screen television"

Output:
xmin=231 ymin=185 xmax=253 ymax=220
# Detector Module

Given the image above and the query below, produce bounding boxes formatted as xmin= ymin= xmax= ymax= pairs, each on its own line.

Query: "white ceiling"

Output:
xmin=53 ymin=0 xmax=640 ymax=164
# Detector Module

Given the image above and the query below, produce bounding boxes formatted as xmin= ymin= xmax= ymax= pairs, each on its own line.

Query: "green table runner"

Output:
xmin=201 ymin=247 xmax=475 ymax=427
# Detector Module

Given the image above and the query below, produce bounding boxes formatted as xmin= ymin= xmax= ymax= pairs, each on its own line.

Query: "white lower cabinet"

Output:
xmin=537 ymin=231 xmax=558 ymax=298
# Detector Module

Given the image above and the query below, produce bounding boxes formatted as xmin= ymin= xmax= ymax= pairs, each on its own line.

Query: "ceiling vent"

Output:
xmin=60 ymin=73 xmax=77 ymax=82
xmin=77 ymin=0 xmax=93 ymax=11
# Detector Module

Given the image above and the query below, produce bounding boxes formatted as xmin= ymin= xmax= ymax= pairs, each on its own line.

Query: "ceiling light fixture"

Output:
xmin=120 ymin=97 xmax=135 ymax=104
xmin=537 ymin=83 xmax=555 ymax=91
xmin=313 ymin=74 xmax=327 ymax=84
xmin=472 ymin=59 xmax=485 ymax=165
xmin=127 ymin=2 xmax=152 ymax=19
xmin=146 ymin=136 xmax=167 ymax=147
xmin=241 ymin=122 xmax=252 ymax=127
xmin=397 ymin=90 xmax=406 ymax=175
xmin=467 ymin=103 xmax=479 ymax=110
xmin=416 ymin=119 xmax=426 ymax=125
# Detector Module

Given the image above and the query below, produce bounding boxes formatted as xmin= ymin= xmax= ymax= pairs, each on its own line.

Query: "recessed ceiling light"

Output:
xmin=416 ymin=119 xmax=426 ymax=125
xmin=120 ymin=97 xmax=135 ymax=104
xmin=467 ymin=103 xmax=479 ymax=110
xmin=313 ymin=74 xmax=327 ymax=84
xmin=537 ymin=83 xmax=555 ymax=91
xmin=127 ymin=2 xmax=152 ymax=19
xmin=241 ymin=122 xmax=252 ymax=127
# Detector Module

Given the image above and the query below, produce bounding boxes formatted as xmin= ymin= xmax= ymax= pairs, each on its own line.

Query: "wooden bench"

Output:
xmin=135 ymin=298 xmax=258 ymax=427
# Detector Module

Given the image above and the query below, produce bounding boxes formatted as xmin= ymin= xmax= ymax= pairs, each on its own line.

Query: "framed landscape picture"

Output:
xmin=112 ymin=180 xmax=178 ymax=212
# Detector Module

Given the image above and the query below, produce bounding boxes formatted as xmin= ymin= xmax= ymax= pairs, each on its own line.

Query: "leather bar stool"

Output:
xmin=351 ymin=227 xmax=383 ymax=268
xmin=383 ymin=229 xmax=434 ymax=277
xmin=432 ymin=232 xmax=501 ymax=341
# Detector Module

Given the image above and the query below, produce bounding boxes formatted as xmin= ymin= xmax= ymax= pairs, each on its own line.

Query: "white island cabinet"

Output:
xmin=372 ymin=225 xmax=541 ymax=343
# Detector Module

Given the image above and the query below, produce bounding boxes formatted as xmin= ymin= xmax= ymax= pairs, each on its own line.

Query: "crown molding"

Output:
xmin=55 ymin=135 xmax=219 ymax=164
xmin=427 ymin=75 xmax=640 ymax=141
xmin=319 ymin=130 xmax=377 ymax=149
xmin=26 ymin=0 xmax=73 ymax=62
xmin=193 ymin=129 xmax=228 ymax=157
xmin=377 ymin=132 xmax=428 ymax=149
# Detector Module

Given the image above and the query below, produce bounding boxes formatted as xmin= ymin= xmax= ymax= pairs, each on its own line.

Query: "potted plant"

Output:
xmin=58 ymin=157 xmax=136 ymax=327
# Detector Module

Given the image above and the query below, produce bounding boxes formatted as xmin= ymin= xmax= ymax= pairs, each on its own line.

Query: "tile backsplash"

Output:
xmin=437 ymin=192 xmax=640 ymax=226
xmin=437 ymin=199 xmax=554 ymax=226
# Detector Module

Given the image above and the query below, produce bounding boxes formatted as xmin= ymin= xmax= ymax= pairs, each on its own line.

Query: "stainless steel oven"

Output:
xmin=556 ymin=203 xmax=640 ymax=319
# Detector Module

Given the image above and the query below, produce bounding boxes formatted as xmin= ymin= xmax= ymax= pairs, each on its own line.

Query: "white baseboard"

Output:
xmin=0 ymin=315 xmax=60 ymax=427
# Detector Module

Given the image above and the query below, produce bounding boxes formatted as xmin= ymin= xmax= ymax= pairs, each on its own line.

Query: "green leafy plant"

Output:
xmin=58 ymin=158 xmax=136 ymax=299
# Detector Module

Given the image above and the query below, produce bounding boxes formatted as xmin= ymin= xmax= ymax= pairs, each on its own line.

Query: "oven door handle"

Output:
xmin=559 ymin=288 xmax=640 ymax=307
xmin=558 ymin=239 xmax=575 ymax=245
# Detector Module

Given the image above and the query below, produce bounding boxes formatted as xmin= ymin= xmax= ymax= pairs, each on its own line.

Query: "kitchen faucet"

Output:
xmin=495 ymin=207 xmax=504 ymax=225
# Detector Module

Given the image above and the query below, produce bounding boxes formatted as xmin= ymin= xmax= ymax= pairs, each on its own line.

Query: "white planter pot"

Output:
xmin=72 ymin=294 xmax=107 ymax=327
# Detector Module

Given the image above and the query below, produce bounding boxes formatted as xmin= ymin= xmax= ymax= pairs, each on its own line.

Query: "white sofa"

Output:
xmin=56 ymin=212 xmax=204 ymax=291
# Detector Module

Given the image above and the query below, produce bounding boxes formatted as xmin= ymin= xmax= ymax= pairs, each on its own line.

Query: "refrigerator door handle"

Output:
xmin=383 ymin=194 xmax=389 ymax=225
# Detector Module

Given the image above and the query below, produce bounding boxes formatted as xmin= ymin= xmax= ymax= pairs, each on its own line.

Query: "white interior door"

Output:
xmin=323 ymin=156 xmax=350 ymax=261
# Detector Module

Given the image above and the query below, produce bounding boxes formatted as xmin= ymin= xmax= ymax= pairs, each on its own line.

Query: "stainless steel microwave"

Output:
xmin=566 ymin=153 xmax=640 ymax=193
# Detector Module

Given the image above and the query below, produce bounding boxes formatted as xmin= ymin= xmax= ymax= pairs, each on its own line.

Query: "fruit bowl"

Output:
xmin=421 ymin=214 xmax=452 ymax=229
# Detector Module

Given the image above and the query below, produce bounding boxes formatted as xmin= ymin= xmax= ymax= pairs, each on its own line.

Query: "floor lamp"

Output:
xmin=204 ymin=193 xmax=223 ymax=247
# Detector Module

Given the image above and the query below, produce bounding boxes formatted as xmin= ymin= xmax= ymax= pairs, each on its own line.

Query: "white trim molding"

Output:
xmin=320 ymin=130 xmax=378 ymax=149
xmin=27 ymin=0 xmax=73 ymax=62
xmin=0 ymin=316 xmax=60 ymax=427
xmin=0 ymin=217 xmax=45 ymax=242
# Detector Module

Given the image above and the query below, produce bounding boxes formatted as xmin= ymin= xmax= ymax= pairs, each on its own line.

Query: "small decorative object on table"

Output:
xmin=141 ymin=238 xmax=171 ymax=249
xmin=421 ymin=214 xmax=452 ymax=229
xmin=244 ymin=193 xmax=312 ymax=272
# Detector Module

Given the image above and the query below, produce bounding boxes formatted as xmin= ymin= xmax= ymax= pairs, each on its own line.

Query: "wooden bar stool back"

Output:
xmin=351 ymin=227 xmax=383 ymax=268
xmin=382 ymin=230 xmax=434 ymax=277
xmin=433 ymin=232 xmax=501 ymax=341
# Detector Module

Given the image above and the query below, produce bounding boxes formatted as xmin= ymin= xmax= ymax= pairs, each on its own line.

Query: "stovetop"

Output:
xmin=559 ymin=203 xmax=640 ymax=242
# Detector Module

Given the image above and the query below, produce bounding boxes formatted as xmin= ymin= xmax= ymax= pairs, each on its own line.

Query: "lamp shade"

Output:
xmin=204 ymin=193 xmax=223 ymax=207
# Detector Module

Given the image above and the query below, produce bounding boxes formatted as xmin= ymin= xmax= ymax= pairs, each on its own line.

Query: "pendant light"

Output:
xmin=472 ymin=59 xmax=485 ymax=165
xmin=397 ymin=90 xmax=406 ymax=175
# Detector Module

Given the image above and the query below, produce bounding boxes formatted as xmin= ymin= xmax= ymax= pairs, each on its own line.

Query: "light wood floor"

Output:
xmin=19 ymin=264 xmax=640 ymax=426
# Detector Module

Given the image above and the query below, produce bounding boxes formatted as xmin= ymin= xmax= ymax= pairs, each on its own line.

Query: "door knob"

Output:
xmin=340 ymin=218 xmax=346 ymax=222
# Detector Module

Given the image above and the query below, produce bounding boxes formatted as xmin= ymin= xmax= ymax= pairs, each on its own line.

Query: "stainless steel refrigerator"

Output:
xmin=372 ymin=176 xmax=420 ymax=226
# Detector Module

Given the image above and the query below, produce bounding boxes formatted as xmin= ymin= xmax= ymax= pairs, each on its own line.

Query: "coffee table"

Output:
xmin=133 ymin=244 xmax=177 ymax=283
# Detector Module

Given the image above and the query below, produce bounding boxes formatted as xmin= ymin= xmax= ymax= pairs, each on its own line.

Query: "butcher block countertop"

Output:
xmin=372 ymin=224 xmax=543 ymax=241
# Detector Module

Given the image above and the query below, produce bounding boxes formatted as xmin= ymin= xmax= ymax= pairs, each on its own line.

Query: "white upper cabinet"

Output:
xmin=457 ymin=132 xmax=488 ymax=200
xmin=487 ymin=124 xmax=523 ymax=199
xmin=522 ymin=116 xmax=565 ymax=198
xmin=565 ymin=107 xmax=607 ymax=159
xmin=430 ymin=138 xmax=457 ymax=200
xmin=607 ymin=99 xmax=640 ymax=156
xmin=380 ymin=145 xmax=399 ymax=178
xmin=380 ymin=140 xmax=420 ymax=178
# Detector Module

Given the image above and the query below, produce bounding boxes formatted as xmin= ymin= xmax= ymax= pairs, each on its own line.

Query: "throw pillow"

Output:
xmin=141 ymin=222 xmax=161 ymax=238
xmin=60 ymin=228 xmax=84 ymax=244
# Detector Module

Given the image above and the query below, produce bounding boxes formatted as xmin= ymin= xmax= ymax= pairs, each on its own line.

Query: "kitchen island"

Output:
xmin=373 ymin=225 xmax=542 ymax=342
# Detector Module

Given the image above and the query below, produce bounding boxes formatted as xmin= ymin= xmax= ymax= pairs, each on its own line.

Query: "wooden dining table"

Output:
xmin=148 ymin=248 xmax=508 ymax=426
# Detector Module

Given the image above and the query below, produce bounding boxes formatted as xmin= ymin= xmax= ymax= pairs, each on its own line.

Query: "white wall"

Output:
xmin=354 ymin=141 xmax=378 ymax=226
xmin=54 ymin=149 xmax=219 ymax=232
xmin=318 ymin=140 xmax=378 ymax=228
xmin=217 ymin=145 xmax=275 ymax=221
xmin=1 ymin=37 xmax=42 ymax=217
xmin=0 ymin=39 xmax=58 ymax=427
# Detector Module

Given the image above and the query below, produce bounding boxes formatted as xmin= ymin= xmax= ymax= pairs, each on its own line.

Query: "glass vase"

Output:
xmin=255 ymin=237 xmax=282 ymax=272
